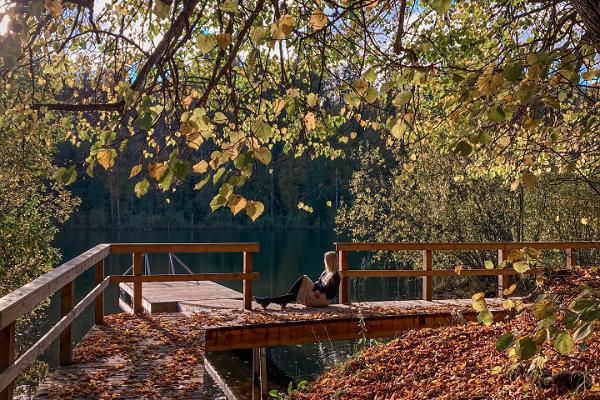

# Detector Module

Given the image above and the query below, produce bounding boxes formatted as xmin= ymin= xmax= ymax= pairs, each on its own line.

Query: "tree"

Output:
xmin=1 ymin=0 xmax=598 ymax=220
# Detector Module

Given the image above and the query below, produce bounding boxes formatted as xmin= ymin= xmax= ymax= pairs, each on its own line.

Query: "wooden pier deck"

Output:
xmin=34 ymin=298 xmax=511 ymax=399
xmin=118 ymin=280 xmax=245 ymax=313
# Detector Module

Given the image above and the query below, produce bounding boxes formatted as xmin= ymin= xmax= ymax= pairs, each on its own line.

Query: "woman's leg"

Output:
xmin=254 ymin=275 xmax=309 ymax=309
xmin=286 ymin=275 xmax=306 ymax=296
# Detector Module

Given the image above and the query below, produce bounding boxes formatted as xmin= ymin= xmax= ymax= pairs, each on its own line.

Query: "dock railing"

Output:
xmin=0 ymin=242 xmax=259 ymax=400
xmin=335 ymin=241 xmax=600 ymax=304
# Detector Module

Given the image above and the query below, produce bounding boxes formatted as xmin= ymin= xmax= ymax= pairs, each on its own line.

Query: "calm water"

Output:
xmin=40 ymin=229 xmax=421 ymax=398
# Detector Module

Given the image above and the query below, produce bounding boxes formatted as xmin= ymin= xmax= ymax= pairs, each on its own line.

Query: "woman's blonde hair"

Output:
xmin=321 ymin=251 xmax=339 ymax=284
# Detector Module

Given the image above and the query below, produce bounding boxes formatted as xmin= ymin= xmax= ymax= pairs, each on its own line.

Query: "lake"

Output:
xmin=40 ymin=229 xmax=422 ymax=398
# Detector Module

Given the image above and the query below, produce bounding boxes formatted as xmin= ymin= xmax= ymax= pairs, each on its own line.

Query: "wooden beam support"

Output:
xmin=566 ymin=248 xmax=577 ymax=268
xmin=498 ymin=249 xmax=507 ymax=298
xmin=339 ymin=250 xmax=349 ymax=304
xmin=132 ymin=253 xmax=143 ymax=314
xmin=252 ymin=347 xmax=267 ymax=398
xmin=204 ymin=309 xmax=507 ymax=351
xmin=59 ymin=281 xmax=74 ymax=366
xmin=422 ymin=250 xmax=433 ymax=301
xmin=95 ymin=259 xmax=105 ymax=325
xmin=0 ymin=322 xmax=15 ymax=400
xmin=243 ymin=252 xmax=253 ymax=310
xmin=110 ymin=272 xmax=259 ymax=284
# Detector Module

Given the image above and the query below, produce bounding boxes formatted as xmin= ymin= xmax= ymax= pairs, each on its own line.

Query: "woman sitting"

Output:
xmin=253 ymin=251 xmax=341 ymax=309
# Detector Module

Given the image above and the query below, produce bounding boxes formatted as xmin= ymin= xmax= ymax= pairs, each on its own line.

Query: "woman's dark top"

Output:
xmin=313 ymin=271 xmax=341 ymax=300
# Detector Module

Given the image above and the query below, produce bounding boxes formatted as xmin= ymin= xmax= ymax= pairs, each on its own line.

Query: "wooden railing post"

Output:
xmin=243 ymin=252 xmax=253 ymax=310
xmin=339 ymin=250 xmax=349 ymax=304
xmin=422 ymin=250 xmax=433 ymax=301
xmin=0 ymin=322 xmax=15 ymax=400
xmin=133 ymin=253 xmax=143 ymax=314
xmin=95 ymin=259 xmax=105 ymax=324
xmin=59 ymin=281 xmax=74 ymax=366
xmin=566 ymin=248 xmax=576 ymax=268
xmin=498 ymin=249 xmax=507 ymax=298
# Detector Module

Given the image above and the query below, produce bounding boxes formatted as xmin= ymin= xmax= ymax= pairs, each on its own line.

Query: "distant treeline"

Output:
xmin=57 ymin=139 xmax=355 ymax=230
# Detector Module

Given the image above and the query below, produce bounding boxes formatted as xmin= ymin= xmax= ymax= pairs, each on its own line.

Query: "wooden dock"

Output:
xmin=3 ymin=241 xmax=595 ymax=400
xmin=33 ymin=297 xmax=511 ymax=399
xmin=118 ymin=280 xmax=245 ymax=313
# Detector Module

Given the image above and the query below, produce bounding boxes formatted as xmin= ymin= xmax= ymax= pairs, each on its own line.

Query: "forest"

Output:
xmin=1 ymin=0 xmax=600 ymax=398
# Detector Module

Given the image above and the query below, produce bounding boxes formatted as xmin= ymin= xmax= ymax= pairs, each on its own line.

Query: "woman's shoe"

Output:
xmin=253 ymin=296 xmax=270 ymax=310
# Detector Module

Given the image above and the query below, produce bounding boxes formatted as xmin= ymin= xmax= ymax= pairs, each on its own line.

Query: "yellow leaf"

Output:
xmin=129 ymin=164 xmax=142 ymax=179
xmin=472 ymin=292 xmax=485 ymax=302
xmin=477 ymin=66 xmax=504 ymax=96
xmin=193 ymin=160 xmax=209 ymax=174
xmin=309 ymin=8 xmax=328 ymax=30
xmin=194 ymin=174 xmax=211 ymax=190
xmin=245 ymin=201 xmax=265 ymax=221
xmin=454 ymin=264 xmax=463 ymax=275
xmin=326 ymin=200 xmax=332 ymax=207
xmin=513 ymin=261 xmax=531 ymax=274
xmin=254 ymin=147 xmax=272 ymax=165
xmin=304 ymin=112 xmax=317 ymax=131
xmin=273 ymin=98 xmax=287 ymax=116
xmin=228 ymin=195 xmax=247 ymax=216
xmin=503 ymin=283 xmax=517 ymax=296
xmin=96 ymin=148 xmax=116 ymax=170
xmin=148 ymin=163 xmax=167 ymax=181
xmin=484 ymin=260 xmax=494 ymax=270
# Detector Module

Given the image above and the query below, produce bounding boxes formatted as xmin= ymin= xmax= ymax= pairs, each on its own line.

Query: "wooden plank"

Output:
xmin=335 ymin=241 xmax=600 ymax=252
xmin=0 ymin=244 xmax=110 ymax=331
xmin=0 ymin=278 xmax=110 ymax=393
xmin=339 ymin=250 xmax=349 ymax=304
xmin=110 ymin=243 xmax=260 ymax=254
xmin=342 ymin=268 xmax=526 ymax=277
xmin=204 ymin=309 xmax=508 ymax=351
xmin=59 ymin=281 xmax=74 ymax=366
xmin=498 ymin=249 xmax=507 ymax=298
xmin=133 ymin=253 xmax=143 ymax=314
xmin=566 ymin=248 xmax=577 ymax=268
xmin=243 ymin=252 xmax=253 ymax=310
xmin=0 ymin=322 xmax=15 ymax=400
xmin=422 ymin=250 xmax=433 ymax=301
xmin=110 ymin=272 xmax=259 ymax=284
xmin=95 ymin=260 xmax=105 ymax=325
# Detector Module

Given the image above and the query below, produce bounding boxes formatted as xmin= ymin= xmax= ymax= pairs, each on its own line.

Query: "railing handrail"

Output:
xmin=110 ymin=242 xmax=260 ymax=254
xmin=335 ymin=241 xmax=600 ymax=251
xmin=335 ymin=241 xmax=598 ymax=305
xmin=0 ymin=244 xmax=110 ymax=331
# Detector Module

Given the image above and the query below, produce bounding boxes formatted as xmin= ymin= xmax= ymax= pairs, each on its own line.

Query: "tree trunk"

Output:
xmin=571 ymin=0 xmax=600 ymax=44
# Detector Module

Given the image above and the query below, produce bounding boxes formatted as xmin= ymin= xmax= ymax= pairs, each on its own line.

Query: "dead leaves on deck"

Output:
xmin=38 ymin=314 xmax=205 ymax=399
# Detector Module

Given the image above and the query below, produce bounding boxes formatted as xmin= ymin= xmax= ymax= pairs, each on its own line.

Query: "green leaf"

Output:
xmin=214 ymin=112 xmax=228 ymax=124
xmin=134 ymin=179 xmax=149 ymax=198
xmin=503 ymin=63 xmax=524 ymax=83
xmin=197 ymin=35 xmax=215 ymax=54
xmin=426 ymin=0 xmax=451 ymax=13
xmin=454 ymin=140 xmax=472 ymax=157
xmin=55 ymin=166 xmax=77 ymax=185
xmin=521 ymin=172 xmax=539 ymax=188
xmin=512 ymin=261 xmax=530 ymax=273
xmin=570 ymin=298 xmax=599 ymax=312
xmin=495 ymin=332 xmax=514 ymax=351
xmin=553 ymin=331 xmax=574 ymax=354
xmin=245 ymin=201 xmax=265 ymax=221
xmin=213 ymin=167 xmax=226 ymax=184
xmin=533 ymin=298 xmax=557 ymax=321
xmin=487 ymin=106 xmax=505 ymax=123
xmin=393 ymin=91 xmax=412 ymax=106
xmin=210 ymin=194 xmax=228 ymax=211
xmin=477 ymin=310 xmax=493 ymax=326
xmin=219 ymin=0 xmax=238 ymax=13
xmin=573 ymin=322 xmax=594 ymax=342
xmin=194 ymin=174 xmax=211 ymax=190
xmin=515 ymin=336 xmax=537 ymax=360
xmin=484 ymin=260 xmax=494 ymax=270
